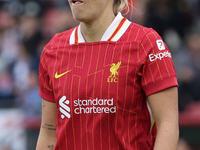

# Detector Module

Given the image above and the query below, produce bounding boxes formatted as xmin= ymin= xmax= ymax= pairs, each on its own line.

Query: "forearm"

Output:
xmin=36 ymin=100 xmax=58 ymax=150
xmin=36 ymin=126 xmax=57 ymax=150
xmin=36 ymin=123 xmax=57 ymax=150
xmin=153 ymin=122 xmax=179 ymax=150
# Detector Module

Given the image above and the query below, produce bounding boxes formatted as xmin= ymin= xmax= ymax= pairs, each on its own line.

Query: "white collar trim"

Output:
xmin=70 ymin=12 xmax=131 ymax=44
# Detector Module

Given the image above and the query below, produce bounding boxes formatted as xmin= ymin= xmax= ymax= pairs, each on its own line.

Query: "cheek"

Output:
xmin=88 ymin=3 xmax=104 ymax=16
xmin=89 ymin=1 xmax=107 ymax=11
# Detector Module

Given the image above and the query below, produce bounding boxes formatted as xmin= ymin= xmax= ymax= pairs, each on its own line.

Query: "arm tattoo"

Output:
xmin=48 ymin=145 xmax=54 ymax=150
xmin=42 ymin=124 xmax=56 ymax=130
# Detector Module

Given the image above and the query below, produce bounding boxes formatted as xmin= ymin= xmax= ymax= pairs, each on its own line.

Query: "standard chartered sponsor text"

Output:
xmin=74 ymin=98 xmax=116 ymax=114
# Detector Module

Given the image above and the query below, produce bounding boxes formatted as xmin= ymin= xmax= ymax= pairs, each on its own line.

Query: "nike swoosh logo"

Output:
xmin=55 ymin=70 xmax=72 ymax=79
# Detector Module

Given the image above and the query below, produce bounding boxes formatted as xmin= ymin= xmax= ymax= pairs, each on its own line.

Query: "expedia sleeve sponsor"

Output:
xmin=149 ymin=51 xmax=172 ymax=62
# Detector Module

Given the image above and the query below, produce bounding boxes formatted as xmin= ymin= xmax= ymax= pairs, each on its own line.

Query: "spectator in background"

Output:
xmin=19 ymin=70 xmax=41 ymax=116
xmin=0 ymin=71 xmax=13 ymax=99
xmin=144 ymin=0 xmax=193 ymax=38
xmin=42 ymin=7 xmax=78 ymax=38
xmin=0 ymin=11 xmax=21 ymax=64
xmin=174 ymin=30 xmax=200 ymax=111
xmin=19 ymin=15 xmax=43 ymax=60
xmin=0 ymin=10 xmax=20 ymax=105
xmin=0 ymin=1 xmax=79 ymax=115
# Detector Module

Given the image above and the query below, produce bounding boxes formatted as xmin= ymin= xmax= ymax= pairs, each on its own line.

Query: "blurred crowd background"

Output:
xmin=0 ymin=0 xmax=200 ymax=150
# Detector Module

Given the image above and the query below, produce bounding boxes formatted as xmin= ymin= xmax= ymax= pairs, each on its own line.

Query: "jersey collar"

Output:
xmin=70 ymin=12 xmax=131 ymax=45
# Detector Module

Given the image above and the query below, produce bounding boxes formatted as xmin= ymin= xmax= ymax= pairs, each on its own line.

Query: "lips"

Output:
xmin=72 ymin=0 xmax=83 ymax=5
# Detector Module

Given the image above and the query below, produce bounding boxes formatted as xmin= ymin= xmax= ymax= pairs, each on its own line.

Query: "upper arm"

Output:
xmin=40 ymin=99 xmax=57 ymax=140
xmin=147 ymin=86 xmax=179 ymax=126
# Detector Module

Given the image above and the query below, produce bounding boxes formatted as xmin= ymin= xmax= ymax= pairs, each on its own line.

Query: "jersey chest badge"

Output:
xmin=107 ymin=61 xmax=121 ymax=83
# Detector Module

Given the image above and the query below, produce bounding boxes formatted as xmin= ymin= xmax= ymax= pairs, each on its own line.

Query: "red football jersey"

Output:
xmin=39 ymin=13 xmax=178 ymax=150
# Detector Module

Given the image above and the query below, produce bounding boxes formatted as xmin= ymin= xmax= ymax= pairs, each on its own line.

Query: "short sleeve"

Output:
xmin=39 ymin=48 xmax=55 ymax=102
xmin=141 ymin=29 xmax=178 ymax=96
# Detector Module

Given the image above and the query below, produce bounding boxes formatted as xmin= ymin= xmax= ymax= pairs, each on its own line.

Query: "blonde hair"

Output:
xmin=113 ymin=0 xmax=129 ymax=15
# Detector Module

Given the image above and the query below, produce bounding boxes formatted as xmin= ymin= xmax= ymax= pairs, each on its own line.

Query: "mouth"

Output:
xmin=72 ymin=0 xmax=83 ymax=4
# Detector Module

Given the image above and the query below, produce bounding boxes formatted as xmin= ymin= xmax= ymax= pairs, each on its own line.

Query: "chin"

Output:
xmin=72 ymin=14 xmax=89 ymax=23
xmin=71 ymin=11 xmax=82 ymax=21
xmin=71 ymin=8 xmax=92 ymax=22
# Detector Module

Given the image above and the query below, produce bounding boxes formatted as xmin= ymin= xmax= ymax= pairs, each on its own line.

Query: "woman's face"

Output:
xmin=68 ymin=0 xmax=114 ymax=23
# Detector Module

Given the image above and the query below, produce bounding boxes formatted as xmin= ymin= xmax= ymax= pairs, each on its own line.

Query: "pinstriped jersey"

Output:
xmin=39 ymin=13 xmax=178 ymax=150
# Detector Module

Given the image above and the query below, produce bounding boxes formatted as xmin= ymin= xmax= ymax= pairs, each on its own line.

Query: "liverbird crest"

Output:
xmin=107 ymin=61 xmax=121 ymax=83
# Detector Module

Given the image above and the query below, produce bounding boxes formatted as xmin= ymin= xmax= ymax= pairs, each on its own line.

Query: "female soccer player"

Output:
xmin=36 ymin=0 xmax=179 ymax=150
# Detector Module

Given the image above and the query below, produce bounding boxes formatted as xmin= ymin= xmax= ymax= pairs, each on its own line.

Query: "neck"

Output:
xmin=80 ymin=12 xmax=115 ymax=43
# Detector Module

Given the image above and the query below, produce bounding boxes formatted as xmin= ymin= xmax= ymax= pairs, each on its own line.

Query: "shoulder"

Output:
xmin=43 ymin=27 xmax=76 ymax=53
xmin=40 ymin=27 xmax=76 ymax=62
xmin=124 ymin=21 xmax=171 ymax=58
xmin=126 ymin=22 xmax=160 ymax=43
xmin=128 ymin=22 xmax=167 ymax=51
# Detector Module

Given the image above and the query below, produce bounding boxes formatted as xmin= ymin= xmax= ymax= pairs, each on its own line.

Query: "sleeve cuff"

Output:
xmin=142 ymin=76 xmax=178 ymax=96
xmin=39 ymin=87 xmax=55 ymax=103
